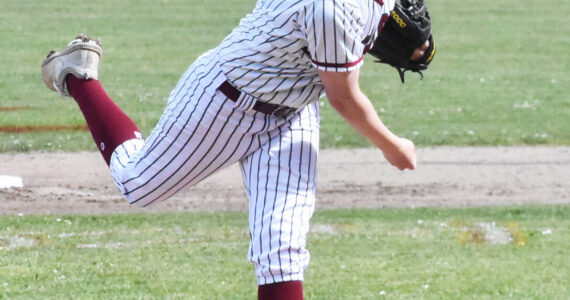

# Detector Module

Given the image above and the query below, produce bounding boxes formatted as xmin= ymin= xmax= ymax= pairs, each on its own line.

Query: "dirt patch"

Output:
xmin=0 ymin=106 xmax=89 ymax=133
xmin=0 ymin=147 xmax=568 ymax=215
xmin=0 ymin=125 xmax=88 ymax=133
xmin=0 ymin=106 xmax=35 ymax=112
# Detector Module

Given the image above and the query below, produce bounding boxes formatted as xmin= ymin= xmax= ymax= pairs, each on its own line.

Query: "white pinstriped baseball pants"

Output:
xmin=109 ymin=49 xmax=320 ymax=284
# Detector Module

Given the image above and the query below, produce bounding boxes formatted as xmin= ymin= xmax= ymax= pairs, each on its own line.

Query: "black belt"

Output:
xmin=218 ymin=81 xmax=296 ymax=118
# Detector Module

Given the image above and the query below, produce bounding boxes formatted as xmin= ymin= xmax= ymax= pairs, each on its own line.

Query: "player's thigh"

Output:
xmin=110 ymin=52 xmax=262 ymax=207
xmin=241 ymin=102 xmax=320 ymax=284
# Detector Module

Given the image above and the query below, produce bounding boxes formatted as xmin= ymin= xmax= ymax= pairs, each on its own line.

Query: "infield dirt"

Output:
xmin=0 ymin=147 xmax=568 ymax=215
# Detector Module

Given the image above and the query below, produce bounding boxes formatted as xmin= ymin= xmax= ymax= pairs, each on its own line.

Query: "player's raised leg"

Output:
xmin=107 ymin=48 xmax=283 ymax=207
xmin=41 ymin=35 xmax=142 ymax=165
xmin=41 ymin=37 xmax=274 ymax=207
xmin=240 ymin=103 xmax=320 ymax=299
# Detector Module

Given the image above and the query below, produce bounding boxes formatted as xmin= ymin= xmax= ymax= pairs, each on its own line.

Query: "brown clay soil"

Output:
xmin=0 ymin=125 xmax=88 ymax=133
xmin=0 ymin=147 xmax=568 ymax=215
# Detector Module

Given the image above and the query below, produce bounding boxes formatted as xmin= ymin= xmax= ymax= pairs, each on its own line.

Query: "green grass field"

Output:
xmin=1 ymin=1 xmax=569 ymax=299
xmin=0 ymin=0 xmax=568 ymax=152
xmin=1 ymin=206 xmax=569 ymax=299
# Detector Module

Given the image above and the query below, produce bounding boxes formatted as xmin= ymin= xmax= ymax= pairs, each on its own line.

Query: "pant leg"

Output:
xmin=109 ymin=50 xmax=271 ymax=207
xmin=241 ymin=102 xmax=320 ymax=285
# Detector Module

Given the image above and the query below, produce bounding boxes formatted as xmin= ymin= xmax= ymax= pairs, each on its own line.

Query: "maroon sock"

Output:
xmin=258 ymin=281 xmax=303 ymax=300
xmin=66 ymin=75 xmax=141 ymax=165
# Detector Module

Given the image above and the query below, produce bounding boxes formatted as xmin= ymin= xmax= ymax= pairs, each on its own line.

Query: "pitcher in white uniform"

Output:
xmin=42 ymin=0 xmax=425 ymax=298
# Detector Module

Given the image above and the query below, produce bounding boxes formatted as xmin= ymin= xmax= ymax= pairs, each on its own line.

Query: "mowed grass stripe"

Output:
xmin=0 ymin=0 xmax=569 ymax=152
xmin=0 ymin=206 xmax=568 ymax=299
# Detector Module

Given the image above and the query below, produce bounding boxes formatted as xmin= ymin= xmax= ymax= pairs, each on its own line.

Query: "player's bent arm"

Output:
xmin=318 ymin=69 xmax=416 ymax=171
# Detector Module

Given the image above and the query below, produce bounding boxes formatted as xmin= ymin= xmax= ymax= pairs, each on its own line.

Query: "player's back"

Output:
xmin=216 ymin=0 xmax=392 ymax=107
xmin=216 ymin=0 xmax=319 ymax=107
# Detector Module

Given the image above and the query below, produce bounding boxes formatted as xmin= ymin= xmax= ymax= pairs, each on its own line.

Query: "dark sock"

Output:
xmin=258 ymin=281 xmax=303 ymax=300
xmin=66 ymin=75 xmax=141 ymax=165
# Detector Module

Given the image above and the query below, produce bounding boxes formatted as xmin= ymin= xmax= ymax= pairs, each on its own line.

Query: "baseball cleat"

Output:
xmin=41 ymin=34 xmax=103 ymax=97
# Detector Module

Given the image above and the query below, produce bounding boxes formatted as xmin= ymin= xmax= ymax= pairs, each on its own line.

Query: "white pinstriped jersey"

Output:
xmin=109 ymin=0 xmax=395 ymax=286
xmin=217 ymin=0 xmax=395 ymax=108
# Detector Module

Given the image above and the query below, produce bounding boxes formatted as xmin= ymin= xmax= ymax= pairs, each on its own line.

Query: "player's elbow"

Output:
xmin=327 ymin=91 xmax=365 ymax=116
xmin=322 ymin=83 xmax=364 ymax=115
xmin=327 ymin=95 xmax=348 ymax=114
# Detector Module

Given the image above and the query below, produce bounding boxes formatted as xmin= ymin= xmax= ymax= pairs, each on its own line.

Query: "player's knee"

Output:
xmin=111 ymin=174 xmax=138 ymax=206
xmin=119 ymin=186 xmax=144 ymax=207
xmin=113 ymin=175 xmax=161 ymax=208
xmin=115 ymin=183 xmax=162 ymax=208
xmin=110 ymin=164 xmax=150 ymax=207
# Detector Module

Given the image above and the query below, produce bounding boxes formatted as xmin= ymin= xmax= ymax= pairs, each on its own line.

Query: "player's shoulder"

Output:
xmin=309 ymin=0 xmax=361 ymax=9
xmin=304 ymin=0 xmax=364 ymax=17
xmin=319 ymin=0 xmax=383 ymax=9
xmin=300 ymin=0 xmax=382 ymax=33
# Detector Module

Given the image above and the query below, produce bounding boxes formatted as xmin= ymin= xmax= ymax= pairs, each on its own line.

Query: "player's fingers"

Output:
xmin=410 ymin=49 xmax=424 ymax=61
xmin=400 ymin=157 xmax=416 ymax=171
xmin=410 ymin=40 xmax=429 ymax=61
xmin=409 ymin=157 xmax=417 ymax=170
xmin=392 ymin=154 xmax=416 ymax=171
xmin=401 ymin=138 xmax=417 ymax=170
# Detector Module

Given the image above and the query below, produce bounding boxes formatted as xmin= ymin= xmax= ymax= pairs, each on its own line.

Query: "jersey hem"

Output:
xmin=258 ymin=273 xmax=304 ymax=285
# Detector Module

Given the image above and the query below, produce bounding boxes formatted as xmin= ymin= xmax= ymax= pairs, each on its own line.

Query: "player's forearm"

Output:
xmin=318 ymin=69 xmax=415 ymax=170
xmin=328 ymin=91 xmax=400 ymax=152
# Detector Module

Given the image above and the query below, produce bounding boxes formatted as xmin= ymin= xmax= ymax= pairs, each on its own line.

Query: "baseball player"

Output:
xmin=42 ymin=0 xmax=434 ymax=298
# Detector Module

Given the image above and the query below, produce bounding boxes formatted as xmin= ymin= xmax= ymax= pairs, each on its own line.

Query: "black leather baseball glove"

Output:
xmin=368 ymin=0 xmax=436 ymax=83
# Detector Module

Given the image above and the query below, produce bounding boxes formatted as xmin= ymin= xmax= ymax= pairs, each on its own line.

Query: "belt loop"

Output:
xmin=219 ymin=81 xmax=240 ymax=101
xmin=236 ymin=92 xmax=257 ymax=111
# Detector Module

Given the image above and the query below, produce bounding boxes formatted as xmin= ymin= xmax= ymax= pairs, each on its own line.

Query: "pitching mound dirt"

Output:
xmin=0 ymin=147 xmax=568 ymax=215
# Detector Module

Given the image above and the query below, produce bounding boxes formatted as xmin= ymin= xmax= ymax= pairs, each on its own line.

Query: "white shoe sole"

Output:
xmin=41 ymin=35 xmax=103 ymax=97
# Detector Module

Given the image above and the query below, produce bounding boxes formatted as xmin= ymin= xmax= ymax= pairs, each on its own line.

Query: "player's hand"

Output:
xmin=410 ymin=40 xmax=429 ymax=61
xmin=382 ymin=137 xmax=417 ymax=170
